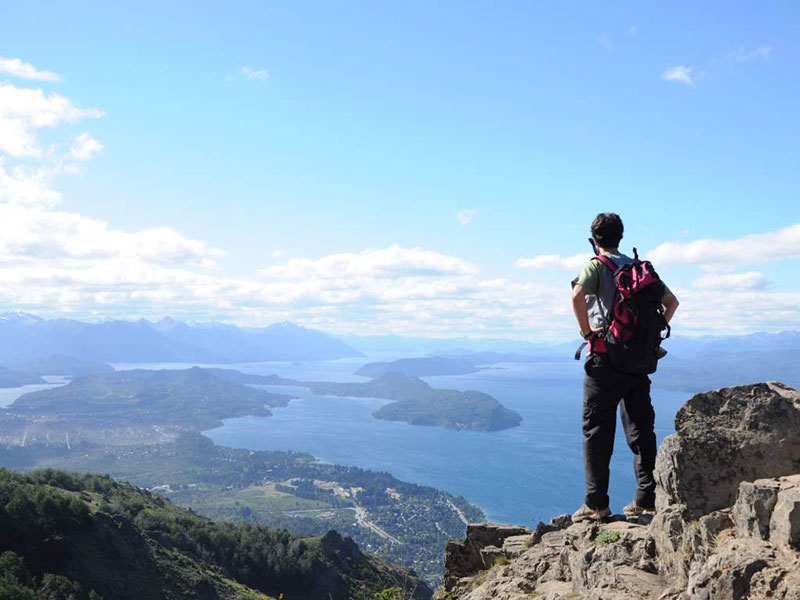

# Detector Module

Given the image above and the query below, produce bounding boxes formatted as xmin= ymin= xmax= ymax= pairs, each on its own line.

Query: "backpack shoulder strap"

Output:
xmin=592 ymin=254 xmax=617 ymax=272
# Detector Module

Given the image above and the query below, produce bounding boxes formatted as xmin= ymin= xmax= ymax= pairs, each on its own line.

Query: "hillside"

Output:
xmin=442 ymin=382 xmax=800 ymax=599
xmin=0 ymin=366 xmax=44 ymax=389
xmin=10 ymin=354 xmax=115 ymax=377
xmin=9 ymin=367 xmax=291 ymax=423
xmin=3 ymin=367 xmax=294 ymax=447
xmin=0 ymin=468 xmax=432 ymax=599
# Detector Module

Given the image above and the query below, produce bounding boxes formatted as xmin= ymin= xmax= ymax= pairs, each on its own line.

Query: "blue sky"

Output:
xmin=1 ymin=1 xmax=798 ymax=339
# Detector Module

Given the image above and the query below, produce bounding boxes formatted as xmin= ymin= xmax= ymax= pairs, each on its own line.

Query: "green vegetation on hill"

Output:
xmin=7 ymin=367 xmax=294 ymax=443
xmin=14 ymin=432 xmax=483 ymax=585
xmin=0 ymin=468 xmax=432 ymax=599
xmin=201 ymin=368 xmax=299 ymax=386
xmin=310 ymin=374 xmax=522 ymax=431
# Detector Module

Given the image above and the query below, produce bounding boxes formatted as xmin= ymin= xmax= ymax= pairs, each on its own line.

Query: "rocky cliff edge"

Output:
xmin=443 ymin=382 xmax=800 ymax=600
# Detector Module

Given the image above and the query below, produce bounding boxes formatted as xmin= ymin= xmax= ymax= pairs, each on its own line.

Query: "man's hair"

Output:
xmin=591 ymin=213 xmax=624 ymax=249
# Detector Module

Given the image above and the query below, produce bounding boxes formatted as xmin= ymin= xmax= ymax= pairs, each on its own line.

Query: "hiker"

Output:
xmin=570 ymin=213 xmax=679 ymax=522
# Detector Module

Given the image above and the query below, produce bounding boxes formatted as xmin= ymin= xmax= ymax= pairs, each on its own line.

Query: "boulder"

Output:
xmin=655 ymin=382 xmax=800 ymax=519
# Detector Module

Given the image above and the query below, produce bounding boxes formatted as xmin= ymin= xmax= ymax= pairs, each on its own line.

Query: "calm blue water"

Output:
xmin=0 ymin=376 xmax=70 ymax=408
xmin=201 ymin=358 xmax=688 ymax=526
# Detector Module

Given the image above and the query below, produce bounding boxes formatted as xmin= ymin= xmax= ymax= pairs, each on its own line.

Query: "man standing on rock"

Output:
xmin=570 ymin=213 xmax=680 ymax=522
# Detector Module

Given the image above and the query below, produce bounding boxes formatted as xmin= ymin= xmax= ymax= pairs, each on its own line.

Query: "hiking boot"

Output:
xmin=623 ymin=501 xmax=655 ymax=520
xmin=572 ymin=504 xmax=611 ymax=523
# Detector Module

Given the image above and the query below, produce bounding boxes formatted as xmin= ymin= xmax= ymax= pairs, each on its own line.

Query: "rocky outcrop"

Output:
xmin=444 ymin=523 xmax=532 ymax=588
xmin=655 ymin=382 xmax=800 ymax=518
xmin=443 ymin=383 xmax=800 ymax=600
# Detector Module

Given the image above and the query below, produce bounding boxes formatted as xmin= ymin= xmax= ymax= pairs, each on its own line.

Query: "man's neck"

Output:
xmin=598 ymin=247 xmax=619 ymax=255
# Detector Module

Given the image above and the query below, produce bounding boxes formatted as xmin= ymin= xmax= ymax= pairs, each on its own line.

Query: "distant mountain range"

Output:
xmin=0 ymin=313 xmax=362 ymax=364
xmin=0 ymin=313 xmax=796 ymax=392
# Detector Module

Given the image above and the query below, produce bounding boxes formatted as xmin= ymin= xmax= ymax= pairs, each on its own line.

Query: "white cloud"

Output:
xmin=2 ymin=60 xmax=799 ymax=339
xmin=236 ymin=65 xmax=269 ymax=82
xmin=647 ymin=223 xmax=800 ymax=267
xmin=664 ymin=46 xmax=771 ymax=89
xmin=515 ymin=253 xmax=591 ymax=271
xmin=69 ymin=132 xmax=104 ymax=161
xmin=0 ymin=205 xmax=225 ymax=268
xmin=728 ymin=45 xmax=772 ymax=64
xmin=262 ymin=245 xmax=478 ymax=279
xmin=0 ymin=83 xmax=103 ymax=157
xmin=668 ymin=288 xmax=800 ymax=336
xmin=0 ymin=56 xmax=61 ymax=82
xmin=457 ymin=209 xmax=478 ymax=226
xmin=692 ymin=271 xmax=770 ymax=291
xmin=0 ymin=161 xmax=62 ymax=207
xmin=662 ymin=65 xmax=695 ymax=87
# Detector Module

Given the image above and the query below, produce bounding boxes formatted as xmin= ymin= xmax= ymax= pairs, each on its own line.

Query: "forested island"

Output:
xmin=308 ymin=373 xmax=522 ymax=431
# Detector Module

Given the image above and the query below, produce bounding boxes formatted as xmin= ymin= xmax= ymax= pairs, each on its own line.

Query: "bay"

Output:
xmin=0 ymin=376 xmax=71 ymax=408
xmin=201 ymin=358 xmax=688 ymax=527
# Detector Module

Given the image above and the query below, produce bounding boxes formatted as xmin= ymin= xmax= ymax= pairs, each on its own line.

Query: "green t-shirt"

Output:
xmin=572 ymin=253 xmax=672 ymax=296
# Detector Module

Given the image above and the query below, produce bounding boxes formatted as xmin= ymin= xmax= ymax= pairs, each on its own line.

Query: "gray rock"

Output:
xmin=769 ymin=484 xmax=800 ymax=549
xmin=501 ymin=534 xmax=533 ymax=558
xmin=549 ymin=513 xmax=572 ymax=529
xmin=686 ymin=538 xmax=775 ymax=600
xmin=443 ymin=523 xmax=531 ymax=589
xmin=466 ymin=522 xmax=531 ymax=548
xmin=733 ymin=479 xmax=781 ymax=540
xmin=655 ymin=382 xmax=800 ymax=519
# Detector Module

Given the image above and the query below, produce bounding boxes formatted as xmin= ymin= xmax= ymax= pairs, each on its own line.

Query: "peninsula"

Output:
xmin=309 ymin=373 xmax=522 ymax=431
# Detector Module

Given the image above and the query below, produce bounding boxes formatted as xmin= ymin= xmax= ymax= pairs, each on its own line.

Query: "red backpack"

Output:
xmin=578 ymin=249 xmax=670 ymax=374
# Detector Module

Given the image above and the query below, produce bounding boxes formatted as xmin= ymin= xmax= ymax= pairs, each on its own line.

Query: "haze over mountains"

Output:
xmin=0 ymin=313 xmax=362 ymax=364
xmin=0 ymin=312 xmax=798 ymax=392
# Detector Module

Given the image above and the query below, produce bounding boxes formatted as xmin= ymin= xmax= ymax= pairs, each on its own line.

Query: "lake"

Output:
xmin=0 ymin=376 xmax=70 ymax=408
xmin=201 ymin=357 xmax=688 ymax=526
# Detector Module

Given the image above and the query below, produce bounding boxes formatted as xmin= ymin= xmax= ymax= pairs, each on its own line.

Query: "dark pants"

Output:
xmin=582 ymin=353 xmax=657 ymax=510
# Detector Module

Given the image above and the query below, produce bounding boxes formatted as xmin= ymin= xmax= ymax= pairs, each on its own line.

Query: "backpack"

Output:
xmin=580 ymin=249 xmax=671 ymax=374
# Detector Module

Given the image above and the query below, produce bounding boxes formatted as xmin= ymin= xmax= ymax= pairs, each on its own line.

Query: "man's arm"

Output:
xmin=662 ymin=291 xmax=679 ymax=323
xmin=571 ymin=283 xmax=594 ymax=337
